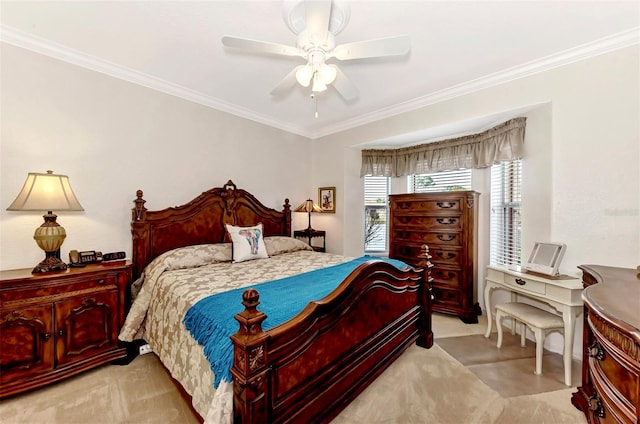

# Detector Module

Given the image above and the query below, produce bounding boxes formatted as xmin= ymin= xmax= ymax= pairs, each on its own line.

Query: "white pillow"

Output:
xmin=225 ymin=223 xmax=269 ymax=263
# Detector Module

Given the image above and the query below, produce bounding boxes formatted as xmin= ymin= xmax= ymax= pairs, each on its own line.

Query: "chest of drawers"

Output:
xmin=571 ymin=265 xmax=639 ymax=423
xmin=389 ymin=191 xmax=480 ymax=323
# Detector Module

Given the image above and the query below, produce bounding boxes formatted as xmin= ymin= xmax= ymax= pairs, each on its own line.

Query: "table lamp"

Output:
xmin=294 ymin=198 xmax=322 ymax=231
xmin=6 ymin=170 xmax=84 ymax=273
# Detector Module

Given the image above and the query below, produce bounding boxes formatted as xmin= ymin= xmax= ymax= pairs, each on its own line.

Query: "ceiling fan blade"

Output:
xmin=305 ymin=0 xmax=332 ymax=46
xmin=332 ymin=35 xmax=411 ymax=60
xmin=331 ymin=65 xmax=358 ymax=101
xmin=270 ymin=66 xmax=304 ymax=96
xmin=222 ymin=36 xmax=304 ymax=57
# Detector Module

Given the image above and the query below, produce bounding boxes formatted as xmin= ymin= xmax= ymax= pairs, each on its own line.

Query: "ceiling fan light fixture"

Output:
xmin=318 ymin=64 xmax=337 ymax=85
xmin=295 ymin=65 xmax=314 ymax=87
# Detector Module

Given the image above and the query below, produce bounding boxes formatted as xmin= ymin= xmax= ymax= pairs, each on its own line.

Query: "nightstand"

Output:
xmin=294 ymin=229 xmax=326 ymax=252
xmin=0 ymin=261 xmax=132 ymax=398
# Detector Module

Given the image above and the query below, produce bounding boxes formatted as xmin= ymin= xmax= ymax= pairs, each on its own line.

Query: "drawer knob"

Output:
xmin=588 ymin=394 xmax=605 ymax=418
xmin=436 ymin=234 xmax=456 ymax=242
xmin=588 ymin=340 xmax=605 ymax=360
xmin=97 ymin=279 xmax=105 ymax=285
xmin=515 ymin=278 xmax=526 ymax=286
xmin=436 ymin=271 xmax=456 ymax=280
xmin=436 ymin=202 xmax=455 ymax=209
xmin=58 ymin=330 xmax=64 ymax=336
xmin=41 ymin=332 xmax=51 ymax=341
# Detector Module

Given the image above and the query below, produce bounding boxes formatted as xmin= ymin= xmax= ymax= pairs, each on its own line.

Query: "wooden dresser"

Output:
xmin=0 ymin=261 xmax=132 ymax=398
xmin=389 ymin=191 xmax=480 ymax=323
xmin=571 ymin=265 xmax=640 ymax=424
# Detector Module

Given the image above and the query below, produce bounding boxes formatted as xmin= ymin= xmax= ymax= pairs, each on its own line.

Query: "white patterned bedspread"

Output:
xmin=119 ymin=237 xmax=353 ymax=423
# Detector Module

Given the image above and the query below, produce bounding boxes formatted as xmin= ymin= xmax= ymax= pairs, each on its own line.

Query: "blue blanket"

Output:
xmin=183 ymin=256 xmax=408 ymax=387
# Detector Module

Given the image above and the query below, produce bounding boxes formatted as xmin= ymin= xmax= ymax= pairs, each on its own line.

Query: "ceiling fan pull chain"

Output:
xmin=312 ymin=92 xmax=319 ymax=118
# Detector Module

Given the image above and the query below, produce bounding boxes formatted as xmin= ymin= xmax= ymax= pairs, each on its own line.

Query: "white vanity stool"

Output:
xmin=495 ymin=302 xmax=565 ymax=377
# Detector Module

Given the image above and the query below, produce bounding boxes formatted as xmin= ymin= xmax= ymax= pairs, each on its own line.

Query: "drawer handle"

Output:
xmin=97 ymin=279 xmax=105 ymax=285
xmin=436 ymin=202 xmax=455 ymax=209
xmin=436 ymin=252 xmax=456 ymax=260
xmin=436 ymin=218 xmax=456 ymax=225
xmin=436 ymin=234 xmax=456 ymax=242
xmin=436 ymin=271 xmax=456 ymax=280
xmin=58 ymin=330 xmax=64 ymax=336
xmin=41 ymin=332 xmax=51 ymax=341
xmin=588 ymin=394 xmax=605 ymax=418
xmin=588 ymin=340 xmax=605 ymax=361
xmin=515 ymin=278 xmax=526 ymax=286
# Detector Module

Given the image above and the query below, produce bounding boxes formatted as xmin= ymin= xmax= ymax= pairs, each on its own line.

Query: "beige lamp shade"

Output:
xmin=294 ymin=199 xmax=322 ymax=214
xmin=7 ymin=171 xmax=84 ymax=273
xmin=7 ymin=171 xmax=84 ymax=212
xmin=294 ymin=198 xmax=322 ymax=231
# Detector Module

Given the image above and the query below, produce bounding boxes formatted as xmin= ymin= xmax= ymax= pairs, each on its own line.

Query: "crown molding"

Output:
xmin=311 ymin=27 xmax=640 ymax=139
xmin=0 ymin=25 xmax=308 ymax=138
xmin=2 ymin=25 xmax=638 ymax=140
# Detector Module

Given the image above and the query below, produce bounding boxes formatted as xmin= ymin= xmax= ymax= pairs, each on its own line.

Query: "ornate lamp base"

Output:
xmin=32 ymin=212 xmax=68 ymax=274
xmin=33 ymin=251 xmax=68 ymax=273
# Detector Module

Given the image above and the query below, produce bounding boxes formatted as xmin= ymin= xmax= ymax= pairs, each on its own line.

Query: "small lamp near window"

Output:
xmin=294 ymin=198 xmax=323 ymax=232
xmin=6 ymin=170 xmax=84 ymax=273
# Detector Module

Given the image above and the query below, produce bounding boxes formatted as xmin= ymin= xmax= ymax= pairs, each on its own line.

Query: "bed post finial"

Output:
xmin=221 ymin=180 xmax=239 ymax=218
xmin=417 ymin=244 xmax=434 ymax=348
xmin=283 ymin=198 xmax=291 ymax=234
xmin=133 ymin=190 xmax=147 ymax=221
xmin=230 ymin=289 xmax=269 ymax=423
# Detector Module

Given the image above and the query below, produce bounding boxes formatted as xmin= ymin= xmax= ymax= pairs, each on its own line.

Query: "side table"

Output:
xmin=294 ymin=229 xmax=326 ymax=252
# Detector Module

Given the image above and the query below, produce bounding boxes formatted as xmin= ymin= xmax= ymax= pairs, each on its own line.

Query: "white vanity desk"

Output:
xmin=484 ymin=265 xmax=584 ymax=386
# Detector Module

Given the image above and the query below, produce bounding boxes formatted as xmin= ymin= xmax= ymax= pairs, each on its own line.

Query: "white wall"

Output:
xmin=0 ymin=44 xmax=313 ymax=270
xmin=312 ymin=45 xmax=640 ymax=357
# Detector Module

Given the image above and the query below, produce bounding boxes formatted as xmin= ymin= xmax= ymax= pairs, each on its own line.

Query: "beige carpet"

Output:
xmin=437 ymin=333 xmax=582 ymax=398
xmin=333 ymin=343 xmax=585 ymax=424
xmin=0 ymin=314 xmax=587 ymax=424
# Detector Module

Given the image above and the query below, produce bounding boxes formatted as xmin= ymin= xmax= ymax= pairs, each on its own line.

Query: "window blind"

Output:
xmin=364 ymin=175 xmax=389 ymax=252
xmin=408 ymin=169 xmax=472 ymax=193
xmin=490 ymin=160 xmax=522 ymax=266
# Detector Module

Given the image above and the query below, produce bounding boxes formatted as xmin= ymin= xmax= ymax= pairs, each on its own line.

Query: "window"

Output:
xmin=490 ymin=159 xmax=522 ymax=266
xmin=364 ymin=175 xmax=389 ymax=253
xmin=408 ymin=168 xmax=472 ymax=192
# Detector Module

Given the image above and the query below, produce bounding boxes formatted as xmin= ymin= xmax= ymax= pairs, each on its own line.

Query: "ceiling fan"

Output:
xmin=221 ymin=0 xmax=411 ymax=101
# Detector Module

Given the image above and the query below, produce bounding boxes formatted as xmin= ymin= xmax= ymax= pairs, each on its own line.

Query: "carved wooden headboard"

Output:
xmin=130 ymin=180 xmax=291 ymax=279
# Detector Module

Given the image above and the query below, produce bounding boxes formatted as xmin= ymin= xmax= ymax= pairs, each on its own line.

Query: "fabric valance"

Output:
xmin=360 ymin=117 xmax=527 ymax=177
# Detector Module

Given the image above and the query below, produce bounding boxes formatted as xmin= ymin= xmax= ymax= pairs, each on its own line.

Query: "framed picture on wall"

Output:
xmin=319 ymin=187 xmax=336 ymax=213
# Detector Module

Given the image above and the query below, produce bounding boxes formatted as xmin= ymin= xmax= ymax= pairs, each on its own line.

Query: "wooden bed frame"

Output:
xmin=131 ymin=180 xmax=434 ymax=423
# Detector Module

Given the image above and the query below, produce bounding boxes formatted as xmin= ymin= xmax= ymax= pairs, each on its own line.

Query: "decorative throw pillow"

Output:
xmin=225 ymin=223 xmax=269 ymax=263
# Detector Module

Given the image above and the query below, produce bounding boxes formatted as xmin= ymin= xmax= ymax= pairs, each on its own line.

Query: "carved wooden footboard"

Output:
xmin=231 ymin=247 xmax=433 ymax=423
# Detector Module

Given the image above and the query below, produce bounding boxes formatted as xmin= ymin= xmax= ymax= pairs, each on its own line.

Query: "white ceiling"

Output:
xmin=1 ymin=1 xmax=638 ymax=141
